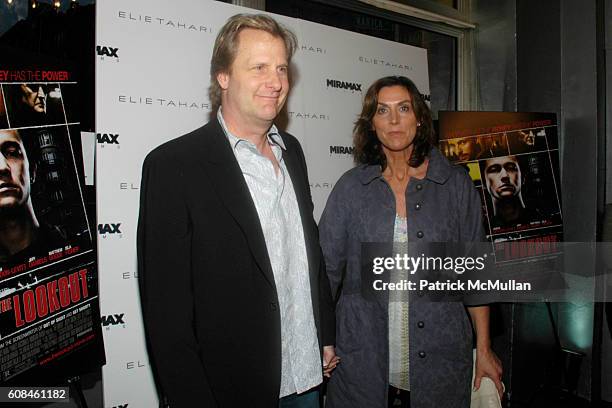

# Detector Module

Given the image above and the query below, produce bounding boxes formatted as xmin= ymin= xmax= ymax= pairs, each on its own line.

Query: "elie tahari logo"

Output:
xmin=119 ymin=182 xmax=139 ymax=191
xmin=310 ymin=181 xmax=335 ymax=190
xmin=97 ymin=133 xmax=119 ymax=147
xmin=102 ymin=313 xmax=126 ymax=327
xmin=118 ymin=95 xmax=210 ymax=110
xmin=118 ymin=11 xmax=212 ymax=33
xmin=298 ymin=44 xmax=327 ymax=54
xmin=126 ymin=360 xmax=147 ymax=370
xmin=326 ymin=79 xmax=362 ymax=92
xmin=96 ymin=45 xmax=119 ymax=59
xmin=122 ymin=271 xmax=138 ymax=280
xmin=98 ymin=223 xmax=122 ymax=235
xmin=288 ymin=112 xmax=330 ymax=120
xmin=330 ymin=145 xmax=354 ymax=155
xmin=358 ymin=56 xmax=414 ymax=72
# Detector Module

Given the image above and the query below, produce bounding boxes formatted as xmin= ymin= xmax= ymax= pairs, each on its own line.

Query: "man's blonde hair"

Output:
xmin=209 ymin=14 xmax=298 ymax=111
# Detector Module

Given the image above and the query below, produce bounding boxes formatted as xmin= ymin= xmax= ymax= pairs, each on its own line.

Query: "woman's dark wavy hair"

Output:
xmin=353 ymin=76 xmax=435 ymax=169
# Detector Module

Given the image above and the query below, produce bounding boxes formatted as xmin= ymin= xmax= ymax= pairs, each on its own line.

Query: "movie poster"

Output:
xmin=0 ymin=70 xmax=104 ymax=384
xmin=438 ymin=112 xmax=563 ymax=263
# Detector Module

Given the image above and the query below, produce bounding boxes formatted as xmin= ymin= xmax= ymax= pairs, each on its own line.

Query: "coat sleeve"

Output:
xmin=455 ymin=168 xmax=491 ymax=306
xmin=137 ymin=152 xmax=218 ymax=407
xmin=294 ymin=141 xmax=336 ymax=346
xmin=318 ymin=175 xmax=350 ymax=302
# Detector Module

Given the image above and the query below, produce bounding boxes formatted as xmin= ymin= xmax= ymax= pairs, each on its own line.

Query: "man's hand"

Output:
xmin=474 ymin=346 xmax=503 ymax=399
xmin=322 ymin=345 xmax=340 ymax=378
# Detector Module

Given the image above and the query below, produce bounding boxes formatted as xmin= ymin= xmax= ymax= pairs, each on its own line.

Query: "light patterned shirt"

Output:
xmin=217 ymin=109 xmax=322 ymax=397
xmin=389 ymin=214 xmax=410 ymax=390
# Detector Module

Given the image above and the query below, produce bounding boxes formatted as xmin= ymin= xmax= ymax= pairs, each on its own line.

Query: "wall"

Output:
xmin=517 ymin=0 xmax=600 ymax=402
xmin=95 ymin=2 xmax=429 ymax=407
xmin=471 ymin=0 xmax=517 ymax=112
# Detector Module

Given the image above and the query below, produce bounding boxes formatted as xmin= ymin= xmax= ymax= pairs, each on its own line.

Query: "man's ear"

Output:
xmin=30 ymin=163 xmax=37 ymax=184
xmin=217 ymin=71 xmax=230 ymax=90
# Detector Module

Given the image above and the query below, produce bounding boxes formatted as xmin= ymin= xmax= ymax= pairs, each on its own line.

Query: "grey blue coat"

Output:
xmin=319 ymin=148 xmax=485 ymax=408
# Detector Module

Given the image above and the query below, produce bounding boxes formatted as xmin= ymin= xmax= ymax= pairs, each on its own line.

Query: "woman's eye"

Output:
xmin=377 ymin=107 xmax=387 ymax=114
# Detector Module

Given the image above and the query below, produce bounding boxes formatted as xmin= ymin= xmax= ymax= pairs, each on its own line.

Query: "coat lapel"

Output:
xmin=196 ymin=120 xmax=277 ymax=291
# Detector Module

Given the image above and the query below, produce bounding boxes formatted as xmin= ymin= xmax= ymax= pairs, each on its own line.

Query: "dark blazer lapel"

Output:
xmin=197 ymin=120 xmax=277 ymax=291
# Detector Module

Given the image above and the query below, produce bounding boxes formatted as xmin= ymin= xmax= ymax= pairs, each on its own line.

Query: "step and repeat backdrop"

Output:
xmin=96 ymin=0 xmax=429 ymax=406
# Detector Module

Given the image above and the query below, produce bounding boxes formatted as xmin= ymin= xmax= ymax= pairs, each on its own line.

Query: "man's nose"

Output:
xmin=36 ymin=86 xmax=45 ymax=97
xmin=0 ymin=154 xmax=10 ymax=174
xmin=267 ymin=71 xmax=283 ymax=91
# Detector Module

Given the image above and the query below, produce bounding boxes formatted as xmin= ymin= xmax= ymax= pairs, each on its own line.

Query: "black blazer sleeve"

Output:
xmin=137 ymin=150 xmax=217 ymax=407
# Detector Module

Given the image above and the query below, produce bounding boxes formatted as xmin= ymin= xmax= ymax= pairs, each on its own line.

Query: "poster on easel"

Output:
xmin=0 ymin=62 xmax=104 ymax=385
xmin=438 ymin=112 xmax=563 ymax=264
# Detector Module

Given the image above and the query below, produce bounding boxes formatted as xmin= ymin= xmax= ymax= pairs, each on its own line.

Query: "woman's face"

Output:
xmin=371 ymin=85 xmax=419 ymax=154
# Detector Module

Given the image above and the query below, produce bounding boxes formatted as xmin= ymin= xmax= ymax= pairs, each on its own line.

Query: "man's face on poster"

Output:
xmin=0 ymin=130 xmax=33 ymax=209
xmin=484 ymin=155 xmax=521 ymax=200
xmin=456 ymin=138 xmax=477 ymax=161
xmin=20 ymin=84 xmax=47 ymax=114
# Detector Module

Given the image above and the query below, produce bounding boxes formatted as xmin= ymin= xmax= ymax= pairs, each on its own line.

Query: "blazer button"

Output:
xmin=416 ymin=184 xmax=423 ymax=191
xmin=414 ymin=203 xmax=422 ymax=210
xmin=417 ymin=321 xmax=425 ymax=328
xmin=418 ymin=351 xmax=426 ymax=358
xmin=270 ymin=302 xmax=278 ymax=311
xmin=416 ymin=231 xmax=424 ymax=239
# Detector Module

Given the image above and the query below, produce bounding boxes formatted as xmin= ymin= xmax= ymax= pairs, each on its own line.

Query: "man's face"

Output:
xmin=484 ymin=156 xmax=521 ymax=200
xmin=20 ymin=84 xmax=47 ymax=113
xmin=0 ymin=130 xmax=32 ymax=209
xmin=456 ymin=138 xmax=477 ymax=161
xmin=217 ymin=29 xmax=289 ymax=128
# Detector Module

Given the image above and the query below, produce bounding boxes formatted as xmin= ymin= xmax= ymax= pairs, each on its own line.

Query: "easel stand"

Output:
xmin=67 ymin=376 xmax=88 ymax=408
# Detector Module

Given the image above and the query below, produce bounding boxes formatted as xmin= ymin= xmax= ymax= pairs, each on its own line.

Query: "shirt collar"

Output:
xmin=217 ymin=107 xmax=286 ymax=151
xmin=357 ymin=147 xmax=453 ymax=185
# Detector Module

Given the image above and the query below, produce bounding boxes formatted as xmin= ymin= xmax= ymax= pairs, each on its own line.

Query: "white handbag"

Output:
xmin=470 ymin=350 xmax=504 ymax=408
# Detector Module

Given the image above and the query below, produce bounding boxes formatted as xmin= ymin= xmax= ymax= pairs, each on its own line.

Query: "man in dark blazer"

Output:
xmin=137 ymin=14 xmax=337 ymax=408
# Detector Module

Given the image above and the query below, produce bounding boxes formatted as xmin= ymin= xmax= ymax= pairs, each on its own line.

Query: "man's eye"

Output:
xmin=278 ymin=66 xmax=288 ymax=74
xmin=4 ymin=147 xmax=22 ymax=158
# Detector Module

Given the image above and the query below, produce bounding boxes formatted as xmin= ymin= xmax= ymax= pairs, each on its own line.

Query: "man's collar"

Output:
xmin=217 ymin=107 xmax=286 ymax=150
xmin=357 ymin=148 xmax=453 ymax=185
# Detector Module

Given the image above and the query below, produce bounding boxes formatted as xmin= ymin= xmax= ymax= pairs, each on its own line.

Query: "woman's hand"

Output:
xmin=474 ymin=346 xmax=503 ymax=399
xmin=468 ymin=305 xmax=503 ymax=398
xmin=323 ymin=345 xmax=340 ymax=378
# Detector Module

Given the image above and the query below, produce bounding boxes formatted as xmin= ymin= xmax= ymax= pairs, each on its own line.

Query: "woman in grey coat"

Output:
xmin=319 ymin=76 xmax=503 ymax=408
